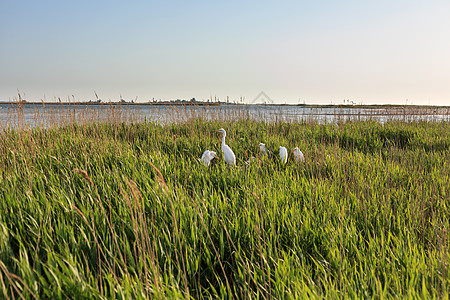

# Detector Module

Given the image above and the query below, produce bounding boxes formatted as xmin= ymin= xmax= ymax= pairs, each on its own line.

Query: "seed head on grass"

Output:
xmin=72 ymin=205 xmax=89 ymax=225
xmin=125 ymin=178 xmax=142 ymax=200
xmin=73 ymin=168 xmax=94 ymax=186
xmin=146 ymin=159 xmax=169 ymax=194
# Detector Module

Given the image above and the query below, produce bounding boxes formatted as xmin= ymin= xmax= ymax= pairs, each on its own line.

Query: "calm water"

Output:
xmin=1 ymin=103 xmax=449 ymax=128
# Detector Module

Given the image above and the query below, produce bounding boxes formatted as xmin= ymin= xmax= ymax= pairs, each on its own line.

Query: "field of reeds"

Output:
xmin=0 ymin=107 xmax=449 ymax=299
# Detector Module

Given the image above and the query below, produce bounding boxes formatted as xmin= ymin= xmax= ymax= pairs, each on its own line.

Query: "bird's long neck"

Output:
xmin=221 ymin=133 xmax=226 ymax=149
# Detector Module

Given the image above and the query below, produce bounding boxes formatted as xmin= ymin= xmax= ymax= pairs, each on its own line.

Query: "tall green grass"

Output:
xmin=0 ymin=118 xmax=449 ymax=299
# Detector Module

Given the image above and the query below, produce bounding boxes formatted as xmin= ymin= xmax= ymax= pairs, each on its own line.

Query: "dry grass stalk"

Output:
xmin=71 ymin=204 xmax=114 ymax=282
xmin=121 ymin=177 xmax=162 ymax=298
xmin=119 ymin=182 xmax=132 ymax=213
xmin=126 ymin=178 xmax=142 ymax=200
xmin=73 ymin=168 xmax=94 ymax=186
xmin=72 ymin=205 xmax=89 ymax=225
xmin=146 ymin=159 xmax=169 ymax=193
xmin=0 ymin=261 xmax=38 ymax=299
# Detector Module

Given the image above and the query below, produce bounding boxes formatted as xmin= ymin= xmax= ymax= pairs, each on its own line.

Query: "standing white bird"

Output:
xmin=258 ymin=143 xmax=270 ymax=157
xmin=215 ymin=128 xmax=236 ymax=166
xmin=292 ymin=147 xmax=305 ymax=163
xmin=201 ymin=150 xmax=218 ymax=166
xmin=279 ymin=146 xmax=288 ymax=164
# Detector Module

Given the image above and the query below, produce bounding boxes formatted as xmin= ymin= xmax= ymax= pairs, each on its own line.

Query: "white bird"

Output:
xmin=257 ymin=143 xmax=270 ymax=157
xmin=279 ymin=146 xmax=288 ymax=164
xmin=292 ymin=147 xmax=305 ymax=163
xmin=201 ymin=150 xmax=218 ymax=166
xmin=215 ymin=128 xmax=236 ymax=166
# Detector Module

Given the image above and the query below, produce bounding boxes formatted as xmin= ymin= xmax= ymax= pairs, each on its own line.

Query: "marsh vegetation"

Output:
xmin=0 ymin=107 xmax=449 ymax=298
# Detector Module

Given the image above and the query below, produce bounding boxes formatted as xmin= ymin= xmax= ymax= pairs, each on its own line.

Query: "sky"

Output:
xmin=1 ymin=1 xmax=450 ymax=105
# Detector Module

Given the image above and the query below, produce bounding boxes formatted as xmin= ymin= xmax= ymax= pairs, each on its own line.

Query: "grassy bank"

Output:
xmin=0 ymin=118 xmax=449 ymax=299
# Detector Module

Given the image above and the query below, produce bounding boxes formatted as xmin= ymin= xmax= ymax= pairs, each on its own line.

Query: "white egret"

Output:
xmin=257 ymin=143 xmax=270 ymax=157
xmin=201 ymin=150 xmax=218 ymax=167
xmin=279 ymin=146 xmax=288 ymax=164
xmin=215 ymin=128 xmax=236 ymax=166
xmin=292 ymin=147 xmax=305 ymax=163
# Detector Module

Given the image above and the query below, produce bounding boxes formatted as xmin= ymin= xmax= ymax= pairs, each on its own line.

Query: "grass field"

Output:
xmin=0 ymin=116 xmax=449 ymax=298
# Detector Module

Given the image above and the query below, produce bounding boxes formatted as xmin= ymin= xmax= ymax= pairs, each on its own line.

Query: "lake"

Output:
xmin=1 ymin=102 xmax=449 ymax=129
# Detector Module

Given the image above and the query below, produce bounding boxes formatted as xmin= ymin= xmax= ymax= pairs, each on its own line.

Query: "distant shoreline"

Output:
xmin=1 ymin=101 xmax=449 ymax=109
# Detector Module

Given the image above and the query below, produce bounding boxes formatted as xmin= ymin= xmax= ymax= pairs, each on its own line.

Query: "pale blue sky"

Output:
xmin=1 ymin=1 xmax=450 ymax=105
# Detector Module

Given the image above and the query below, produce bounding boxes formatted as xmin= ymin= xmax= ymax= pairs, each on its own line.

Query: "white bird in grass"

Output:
xmin=215 ymin=128 xmax=236 ymax=166
xmin=257 ymin=143 xmax=270 ymax=157
xmin=201 ymin=150 xmax=218 ymax=167
xmin=292 ymin=147 xmax=305 ymax=163
xmin=279 ymin=146 xmax=288 ymax=164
